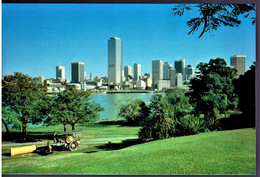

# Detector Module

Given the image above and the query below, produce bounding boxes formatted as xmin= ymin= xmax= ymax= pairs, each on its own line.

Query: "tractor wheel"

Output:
xmin=69 ymin=141 xmax=78 ymax=151
xmin=66 ymin=136 xmax=73 ymax=144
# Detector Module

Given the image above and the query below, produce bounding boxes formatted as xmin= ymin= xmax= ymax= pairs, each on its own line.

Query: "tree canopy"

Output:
xmin=47 ymin=86 xmax=104 ymax=131
xmin=233 ymin=62 xmax=255 ymax=125
xmin=2 ymin=72 xmax=51 ymax=134
xmin=172 ymin=4 xmax=255 ymax=38
xmin=118 ymin=98 xmax=150 ymax=125
xmin=187 ymin=58 xmax=238 ymax=130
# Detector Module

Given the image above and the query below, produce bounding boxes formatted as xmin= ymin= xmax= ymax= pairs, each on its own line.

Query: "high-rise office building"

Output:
xmin=56 ymin=66 xmax=65 ymax=80
xmin=134 ymin=63 xmax=141 ymax=81
xmin=108 ymin=37 xmax=122 ymax=85
xmin=163 ymin=62 xmax=172 ymax=80
xmin=169 ymin=67 xmax=176 ymax=87
xmin=124 ymin=65 xmax=132 ymax=77
xmin=152 ymin=59 xmax=163 ymax=87
xmin=90 ymin=72 xmax=93 ymax=81
xmin=185 ymin=64 xmax=195 ymax=80
xmin=176 ymin=73 xmax=183 ymax=88
xmin=71 ymin=62 xmax=85 ymax=83
xmin=175 ymin=59 xmax=185 ymax=80
xmin=230 ymin=55 xmax=246 ymax=77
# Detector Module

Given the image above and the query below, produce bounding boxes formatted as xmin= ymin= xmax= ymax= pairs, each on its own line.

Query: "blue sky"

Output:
xmin=2 ymin=4 xmax=255 ymax=80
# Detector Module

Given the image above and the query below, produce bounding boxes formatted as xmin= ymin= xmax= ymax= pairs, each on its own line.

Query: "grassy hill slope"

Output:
xmin=2 ymin=128 xmax=255 ymax=175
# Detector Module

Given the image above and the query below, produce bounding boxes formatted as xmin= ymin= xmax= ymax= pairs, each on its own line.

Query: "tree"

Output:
xmin=139 ymin=94 xmax=175 ymax=141
xmin=2 ymin=107 xmax=22 ymax=134
xmin=233 ymin=62 xmax=255 ymax=126
xmin=2 ymin=72 xmax=51 ymax=134
xmin=118 ymin=98 xmax=150 ymax=125
xmin=48 ymin=86 xmax=104 ymax=131
xmin=187 ymin=58 xmax=238 ymax=130
xmin=172 ymin=4 xmax=255 ymax=38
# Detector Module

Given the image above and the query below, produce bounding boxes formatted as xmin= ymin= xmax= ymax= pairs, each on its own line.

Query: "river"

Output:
xmin=92 ymin=93 xmax=158 ymax=121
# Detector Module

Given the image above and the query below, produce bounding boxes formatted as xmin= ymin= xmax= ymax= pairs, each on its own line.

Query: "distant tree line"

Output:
xmin=118 ymin=58 xmax=255 ymax=142
xmin=2 ymin=72 xmax=104 ymax=134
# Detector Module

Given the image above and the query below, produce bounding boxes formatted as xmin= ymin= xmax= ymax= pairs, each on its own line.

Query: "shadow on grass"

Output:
xmin=96 ymin=138 xmax=142 ymax=151
xmin=98 ymin=119 xmax=143 ymax=127
xmin=219 ymin=114 xmax=255 ymax=130
xmin=2 ymin=132 xmax=54 ymax=143
xmin=98 ymin=119 xmax=134 ymax=126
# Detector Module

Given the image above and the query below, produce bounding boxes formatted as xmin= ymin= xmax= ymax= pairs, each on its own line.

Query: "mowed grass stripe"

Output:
xmin=2 ymin=128 xmax=255 ymax=175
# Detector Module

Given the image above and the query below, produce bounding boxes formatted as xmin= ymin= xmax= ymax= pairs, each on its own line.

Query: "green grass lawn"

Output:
xmin=2 ymin=127 xmax=255 ymax=175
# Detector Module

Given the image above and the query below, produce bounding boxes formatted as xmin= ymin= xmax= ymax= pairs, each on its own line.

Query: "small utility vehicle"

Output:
xmin=39 ymin=130 xmax=81 ymax=155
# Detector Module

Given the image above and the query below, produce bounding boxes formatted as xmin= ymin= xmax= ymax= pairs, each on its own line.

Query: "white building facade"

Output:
xmin=108 ymin=37 xmax=122 ymax=85
xmin=134 ymin=63 xmax=141 ymax=81
xmin=56 ymin=66 xmax=65 ymax=80
xmin=152 ymin=59 xmax=163 ymax=88
xmin=230 ymin=54 xmax=246 ymax=78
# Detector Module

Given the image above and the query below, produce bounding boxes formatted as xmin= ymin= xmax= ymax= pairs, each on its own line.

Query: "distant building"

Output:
xmin=56 ymin=66 xmax=65 ymax=80
xmin=71 ymin=62 xmax=85 ymax=83
xmin=175 ymin=59 xmax=185 ymax=80
xmin=35 ymin=76 xmax=45 ymax=85
xmin=108 ymin=37 xmax=122 ymax=85
xmin=230 ymin=55 xmax=246 ymax=78
xmin=158 ymin=80 xmax=170 ymax=91
xmin=124 ymin=65 xmax=132 ymax=77
xmin=136 ymin=80 xmax=146 ymax=90
xmin=168 ymin=67 xmax=176 ymax=87
xmin=90 ymin=72 xmax=93 ymax=81
xmin=176 ymin=73 xmax=183 ymax=88
xmin=144 ymin=73 xmax=152 ymax=78
xmin=185 ymin=64 xmax=195 ymax=80
xmin=163 ymin=62 xmax=172 ymax=80
xmin=152 ymin=60 xmax=163 ymax=88
xmin=134 ymin=63 xmax=141 ymax=81
xmin=143 ymin=77 xmax=152 ymax=88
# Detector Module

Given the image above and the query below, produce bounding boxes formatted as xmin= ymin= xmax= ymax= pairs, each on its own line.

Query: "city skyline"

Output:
xmin=2 ymin=4 xmax=255 ymax=79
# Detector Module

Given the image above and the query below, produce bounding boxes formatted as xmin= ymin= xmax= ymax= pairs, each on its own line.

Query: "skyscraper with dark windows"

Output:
xmin=108 ymin=37 xmax=122 ymax=85
xmin=175 ymin=59 xmax=185 ymax=80
xmin=71 ymin=62 xmax=85 ymax=83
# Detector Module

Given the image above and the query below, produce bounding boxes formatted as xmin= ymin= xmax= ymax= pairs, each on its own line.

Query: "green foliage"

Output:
xmin=118 ymin=98 xmax=150 ymax=125
xmin=2 ymin=107 xmax=22 ymax=132
xmin=2 ymin=72 xmax=51 ymax=134
xmin=233 ymin=63 xmax=255 ymax=126
xmin=139 ymin=91 xmax=197 ymax=142
xmin=188 ymin=58 xmax=238 ymax=130
xmin=48 ymin=86 xmax=104 ymax=131
xmin=172 ymin=4 xmax=255 ymax=38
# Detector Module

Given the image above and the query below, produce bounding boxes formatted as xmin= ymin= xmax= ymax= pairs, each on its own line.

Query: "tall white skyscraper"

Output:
xmin=124 ymin=65 xmax=132 ymax=77
xmin=56 ymin=66 xmax=65 ymax=80
xmin=71 ymin=62 xmax=85 ymax=83
xmin=163 ymin=62 xmax=172 ymax=80
xmin=230 ymin=55 xmax=246 ymax=78
xmin=152 ymin=59 xmax=163 ymax=87
xmin=134 ymin=63 xmax=141 ymax=81
xmin=176 ymin=73 xmax=183 ymax=88
xmin=108 ymin=37 xmax=122 ymax=85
